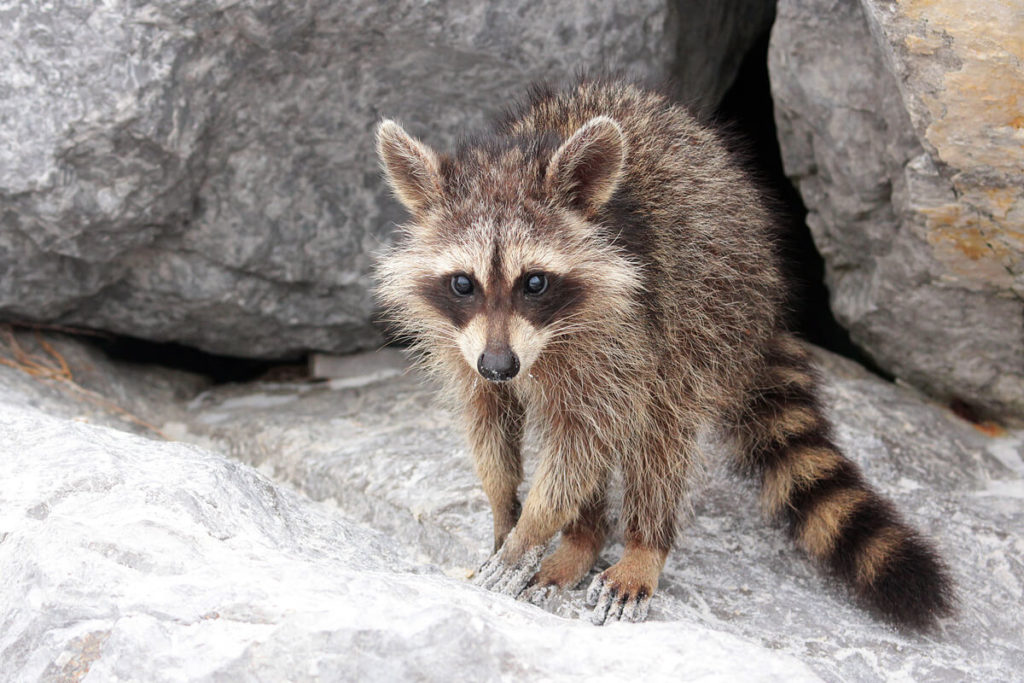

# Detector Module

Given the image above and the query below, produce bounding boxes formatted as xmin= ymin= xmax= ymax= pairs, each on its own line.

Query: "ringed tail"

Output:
xmin=738 ymin=334 xmax=955 ymax=629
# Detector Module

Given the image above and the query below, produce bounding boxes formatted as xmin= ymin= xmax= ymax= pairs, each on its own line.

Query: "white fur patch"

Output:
xmin=457 ymin=316 xmax=488 ymax=370
xmin=508 ymin=315 xmax=547 ymax=377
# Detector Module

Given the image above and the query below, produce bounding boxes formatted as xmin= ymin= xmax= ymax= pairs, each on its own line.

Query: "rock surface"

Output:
xmin=769 ymin=0 xmax=1024 ymax=422
xmin=1 ymin=340 xmax=820 ymax=681
xmin=0 ymin=0 xmax=770 ymax=359
xmin=2 ymin=333 xmax=1023 ymax=680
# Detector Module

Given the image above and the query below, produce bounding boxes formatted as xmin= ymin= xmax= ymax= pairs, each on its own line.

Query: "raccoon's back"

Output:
xmin=503 ymin=80 xmax=785 ymax=402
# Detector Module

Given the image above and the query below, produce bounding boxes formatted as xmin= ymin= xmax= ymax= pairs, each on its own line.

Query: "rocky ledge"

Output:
xmin=1 ymin=333 xmax=1022 ymax=680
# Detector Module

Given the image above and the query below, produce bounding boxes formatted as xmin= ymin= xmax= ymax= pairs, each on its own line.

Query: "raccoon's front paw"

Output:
xmin=585 ymin=569 xmax=654 ymax=625
xmin=519 ymin=539 xmax=600 ymax=606
xmin=519 ymin=581 xmax=558 ymax=606
xmin=473 ymin=543 xmax=545 ymax=597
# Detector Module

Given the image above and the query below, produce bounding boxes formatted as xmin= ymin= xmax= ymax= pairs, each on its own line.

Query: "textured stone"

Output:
xmin=1 ymin=342 xmax=825 ymax=681
xmin=171 ymin=348 xmax=1024 ymax=681
xmin=4 ymin=333 xmax=1015 ymax=680
xmin=669 ymin=0 xmax=777 ymax=110
xmin=0 ymin=0 xmax=771 ymax=359
xmin=0 ymin=328 xmax=207 ymax=436
xmin=769 ymin=0 xmax=1024 ymax=423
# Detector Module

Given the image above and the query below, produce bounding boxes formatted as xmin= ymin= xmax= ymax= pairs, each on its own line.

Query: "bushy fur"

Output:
xmin=374 ymin=79 xmax=953 ymax=628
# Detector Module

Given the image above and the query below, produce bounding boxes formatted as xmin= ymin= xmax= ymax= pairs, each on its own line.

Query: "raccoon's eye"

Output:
xmin=450 ymin=274 xmax=474 ymax=297
xmin=524 ymin=273 xmax=548 ymax=296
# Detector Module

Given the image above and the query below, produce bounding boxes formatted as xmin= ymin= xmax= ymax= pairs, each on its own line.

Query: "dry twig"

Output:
xmin=0 ymin=324 xmax=169 ymax=440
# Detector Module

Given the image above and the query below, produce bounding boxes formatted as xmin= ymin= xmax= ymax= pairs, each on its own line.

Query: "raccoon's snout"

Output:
xmin=477 ymin=349 xmax=520 ymax=382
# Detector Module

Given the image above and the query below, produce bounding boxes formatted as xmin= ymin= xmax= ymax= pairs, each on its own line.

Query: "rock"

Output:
xmin=172 ymin=348 xmax=1024 ymax=681
xmin=0 ymin=328 xmax=207 ymax=437
xmin=1 ymin=346 xmax=823 ymax=680
xmin=307 ymin=348 xmax=406 ymax=381
xmin=669 ymin=0 xmax=777 ymax=111
xmin=0 ymin=0 xmax=771 ymax=360
xmin=769 ymin=0 xmax=1024 ymax=423
xmin=4 ymin=334 xmax=1021 ymax=678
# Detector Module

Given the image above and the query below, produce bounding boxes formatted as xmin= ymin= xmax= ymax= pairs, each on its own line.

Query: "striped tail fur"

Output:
xmin=734 ymin=333 xmax=954 ymax=629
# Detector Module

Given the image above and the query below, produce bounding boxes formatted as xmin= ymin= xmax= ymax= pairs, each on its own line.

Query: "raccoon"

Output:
xmin=374 ymin=79 xmax=953 ymax=629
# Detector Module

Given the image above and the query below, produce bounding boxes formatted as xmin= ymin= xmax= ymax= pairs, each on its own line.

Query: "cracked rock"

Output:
xmin=769 ymin=0 xmax=1024 ymax=422
xmin=0 ymin=0 xmax=770 ymax=359
xmin=4 ymin=334 xmax=1019 ymax=679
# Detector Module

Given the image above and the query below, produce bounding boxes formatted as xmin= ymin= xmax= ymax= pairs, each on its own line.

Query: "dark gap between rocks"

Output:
xmin=93 ymin=335 xmax=291 ymax=384
xmin=713 ymin=29 xmax=894 ymax=382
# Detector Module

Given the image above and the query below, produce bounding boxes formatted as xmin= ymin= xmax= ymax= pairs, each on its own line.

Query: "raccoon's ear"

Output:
xmin=544 ymin=116 xmax=626 ymax=214
xmin=376 ymin=119 xmax=443 ymax=215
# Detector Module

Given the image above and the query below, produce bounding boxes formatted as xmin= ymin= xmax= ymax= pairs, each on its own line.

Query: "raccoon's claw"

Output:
xmin=585 ymin=572 xmax=653 ymax=625
xmin=519 ymin=580 xmax=558 ymax=607
xmin=473 ymin=544 xmax=545 ymax=597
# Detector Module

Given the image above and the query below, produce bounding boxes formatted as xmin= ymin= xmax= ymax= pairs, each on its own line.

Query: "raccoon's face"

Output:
xmin=375 ymin=116 xmax=638 ymax=382
xmin=412 ymin=220 xmax=591 ymax=382
xmin=431 ymin=265 xmax=569 ymax=381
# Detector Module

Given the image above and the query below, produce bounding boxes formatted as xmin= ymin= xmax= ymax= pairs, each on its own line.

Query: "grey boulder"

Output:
xmin=0 ymin=339 xmax=820 ymax=681
xmin=174 ymin=347 xmax=1024 ymax=682
xmin=2 ymin=332 xmax=1021 ymax=680
xmin=0 ymin=0 xmax=770 ymax=359
xmin=769 ymin=0 xmax=1024 ymax=422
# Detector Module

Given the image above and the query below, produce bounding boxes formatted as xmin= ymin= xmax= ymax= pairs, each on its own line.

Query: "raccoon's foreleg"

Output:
xmin=520 ymin=484 xmax=609 ymax=606
xmin=475 ymin=425 xmax=612 ymax=597
xmin=587 ymin=429 xmax=693 ymax=624
xmin=464 ymin=384 xmax=524 ymax=551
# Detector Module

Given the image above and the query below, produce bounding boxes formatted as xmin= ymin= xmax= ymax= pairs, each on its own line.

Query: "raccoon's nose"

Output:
xmin=477 ymin=349 xmax=520 ymax=382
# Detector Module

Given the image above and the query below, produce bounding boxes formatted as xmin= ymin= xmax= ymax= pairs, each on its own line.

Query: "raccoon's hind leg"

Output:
xmin=465 ymin=383 xmax=524 ymax=552
xmin=587 ymin=543 xmax=667 ymax=624
xmin=587 ymin=427 xmax=692 ymax=625
xmin=732 ymin=333 xmax=954 ymax=629
xmin=521 ymin=486 xmax=609 ymax=606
